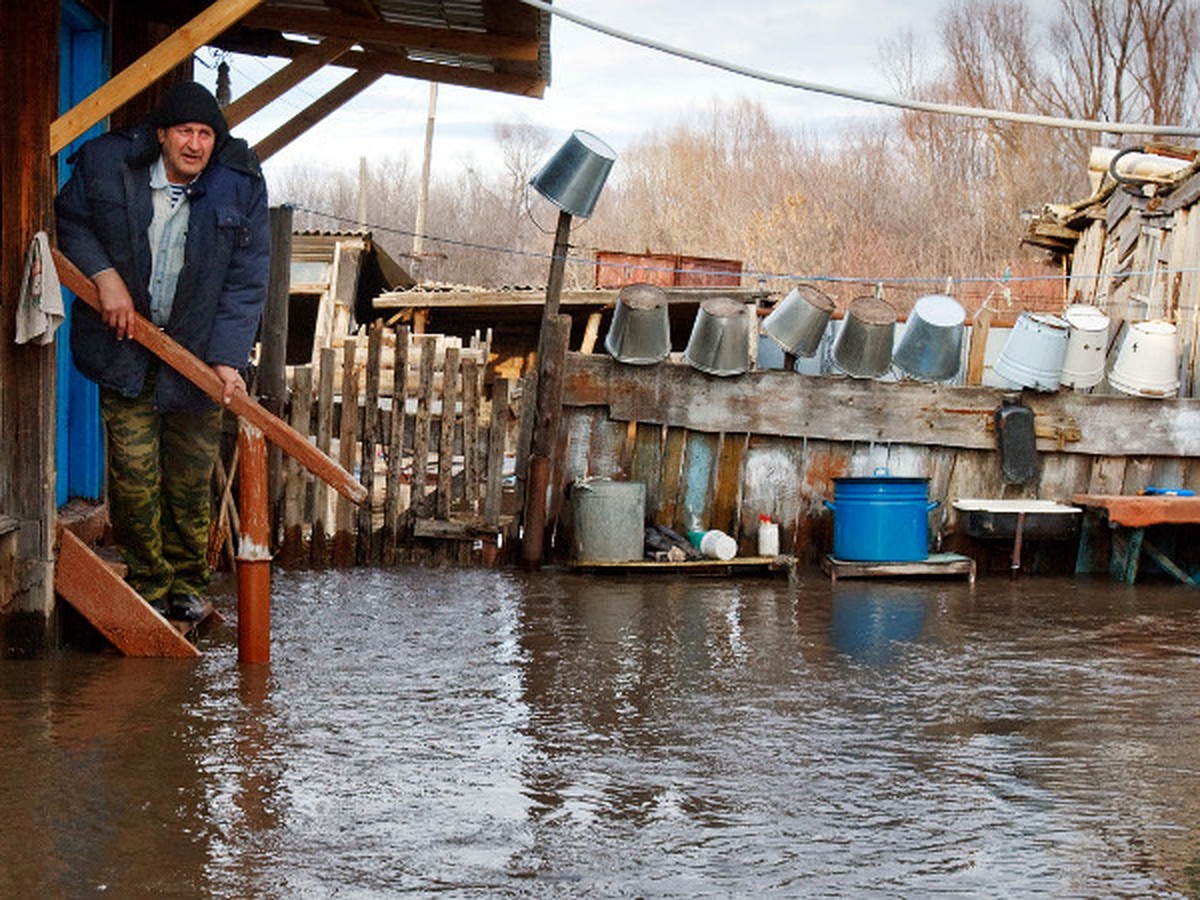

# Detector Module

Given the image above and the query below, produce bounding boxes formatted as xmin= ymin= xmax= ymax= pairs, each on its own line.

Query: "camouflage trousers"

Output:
xmin=100 ymin=379 xmax=222 ymax=603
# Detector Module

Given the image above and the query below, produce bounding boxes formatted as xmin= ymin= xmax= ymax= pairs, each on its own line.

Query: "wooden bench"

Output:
xmin=1071 ymin=493 xmax=1200 ymax=585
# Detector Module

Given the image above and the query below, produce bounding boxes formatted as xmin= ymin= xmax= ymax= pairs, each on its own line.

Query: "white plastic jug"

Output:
xmin=757 ymin=518 xmax=780 ymax=557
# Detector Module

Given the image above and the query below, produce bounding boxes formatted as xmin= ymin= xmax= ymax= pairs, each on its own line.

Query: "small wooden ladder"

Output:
xmin=54 ymin=528 xmax=206 ymax=658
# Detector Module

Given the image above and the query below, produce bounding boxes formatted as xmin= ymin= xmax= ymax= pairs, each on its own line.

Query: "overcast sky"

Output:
xmin=211 ymin=0 xmax=950 ymax=179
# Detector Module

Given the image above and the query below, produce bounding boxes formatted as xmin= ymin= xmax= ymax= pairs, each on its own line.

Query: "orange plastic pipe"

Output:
xmin=237 ymin=422 xmax=271 ymax=664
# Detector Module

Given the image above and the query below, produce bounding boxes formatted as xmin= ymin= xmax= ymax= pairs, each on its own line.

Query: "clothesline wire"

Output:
xmin=292 ymin=204 xmax=1196 ymax=293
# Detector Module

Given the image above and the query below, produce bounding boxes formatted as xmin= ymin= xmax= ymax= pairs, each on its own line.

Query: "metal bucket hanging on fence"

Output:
xmin=762 ymin=284 xmax=835 ymax=358
xmin=1108 ymin=319 xmax=1180 ymax=398
xmin=683 ymin=296 xmax=752 ymax=376
xmin=604 ymin=282 xmax=672 ymax=365
xmin=831 ymin=296 xmax=897 ymax=378
xmin=893 ymin=293 xmax=966 ymax=382
xmin=1060 ymin=304 xmax=1111 ymax=390
xmin=993 ymin=312 xmax=1070 ymax=392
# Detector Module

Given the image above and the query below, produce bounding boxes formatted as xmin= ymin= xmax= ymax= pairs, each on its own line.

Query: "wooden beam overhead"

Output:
xmin=252 ymin=68 xmax=384 ymax=161
xmin=50 ymin=0 xmax=266 ymax=154
xmin=244 ymin=6 xmax=540 ymax=61
xmin=325 ymin=0 xmax=383 ymax=18
xmin=223 ymin=36 xmax=354 ymax=128
xmin=354 ymin=48 xmax=545 ymax=97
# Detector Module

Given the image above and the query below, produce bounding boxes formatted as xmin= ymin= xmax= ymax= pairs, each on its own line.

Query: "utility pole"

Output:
xmin=357 ymin=156 xmax=368 ymax=227
xmin=412 ymin=81 xmax=438 ymax=283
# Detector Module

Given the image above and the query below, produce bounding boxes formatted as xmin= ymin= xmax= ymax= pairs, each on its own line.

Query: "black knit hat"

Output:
xmin=152 ymin=81 xmax=229 ymax=142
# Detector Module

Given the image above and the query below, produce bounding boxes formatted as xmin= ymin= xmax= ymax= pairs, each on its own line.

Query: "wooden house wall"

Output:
xmin=554 ymin=355 xmax=1200 ymax=564
xmin=1063 ymin=170 xmax=1200 ymax=398
xmin=0 ymin=2 xmax=60 ymax=650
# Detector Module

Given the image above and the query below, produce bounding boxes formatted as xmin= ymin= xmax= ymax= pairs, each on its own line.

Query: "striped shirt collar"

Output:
xmin=150 ymin=156 xmax=190 ymax=207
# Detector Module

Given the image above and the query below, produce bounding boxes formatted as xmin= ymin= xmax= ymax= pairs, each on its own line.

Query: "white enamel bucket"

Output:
xmin=1059 ymin=304 xmax=1111 ymax=390
xmin=893 ymin=293 xmax=966 ymax=382
xmin=1108 ymin=319 xmax=1180 ymax=398
xmin=994 ymin=312 xmax=1070 ymax=392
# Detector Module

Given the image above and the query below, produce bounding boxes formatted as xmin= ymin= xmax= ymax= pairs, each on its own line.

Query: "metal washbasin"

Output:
xmin=953 ymin=499 xmax=1082 ymax=540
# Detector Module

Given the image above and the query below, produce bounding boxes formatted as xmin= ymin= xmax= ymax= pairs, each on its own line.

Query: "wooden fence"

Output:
xmin=245 ymin=321 xmax=529 ymax=568
xmin=233 ymin=328 xmax=1200 ymax=574
xmin=551 ymin=354 xmax=1200 ymax=571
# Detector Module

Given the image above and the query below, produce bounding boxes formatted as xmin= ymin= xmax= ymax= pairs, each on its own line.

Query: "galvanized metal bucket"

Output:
xmin=893 ymin=293 xmax=966 ymax=382
xmin=570 ymin=478 xmax=646 ymax=562
xmin=762 ymin=284 xmax=835 ymax=358
xmin=683 ymin=297 xmax=751 ymax=376
xmin=1109 ymin=319 xmax=1180 ymax=398
xmin=831 ymin=296 xmax=897 ymax=378
xmin=994 ymin=312 xmax=1070 ymax=392
xmin=604 ymin=282 xmax=671 ymax=365
xmin=1060 ymin=304 xmax=1111 ymax=390
xmin=529 ymin=130 xmax=617 ymax=219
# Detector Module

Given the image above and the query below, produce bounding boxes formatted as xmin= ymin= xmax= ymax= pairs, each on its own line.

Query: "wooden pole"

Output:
xmin=539 ymin=210 xmax=573 ymax=348
xmin=52 ymin=248 xmax=367 ymax=504
xmin=520 ymin=210 xmax=574 ymax=568
xmin=261 ymin=204 xmax=293 ymax=543
xmin=412 ymin=82 xmax=437 ymax=282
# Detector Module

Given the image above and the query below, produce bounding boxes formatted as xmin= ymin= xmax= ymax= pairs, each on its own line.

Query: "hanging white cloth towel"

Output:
xmin=15 ymin=231 xmax=65 ymax=345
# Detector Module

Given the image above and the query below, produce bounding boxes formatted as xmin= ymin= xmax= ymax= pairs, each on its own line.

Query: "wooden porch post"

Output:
xmin=0 ymin=0 xmax=59 ymax=653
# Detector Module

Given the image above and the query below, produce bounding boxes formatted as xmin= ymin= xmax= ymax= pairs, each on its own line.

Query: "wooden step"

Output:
xmin=54 ymin=528 xmax=202 ymax=658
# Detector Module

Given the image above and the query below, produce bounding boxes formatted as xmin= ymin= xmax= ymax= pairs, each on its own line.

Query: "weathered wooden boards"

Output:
xmin=557 ymin=354 xmax=1200 ymax=563
xmin=562 ymin=354 xmax=1200 ymax=456
xmin=821 ymin=553 xmax=976 ymax=584
xmin=1071 ymin=493 xmax=1200 ymax=528
xmin=1047 ymin=162 xmax=1200 ymax=398
xmin=277 ymin=324 xmax=516 ymax=566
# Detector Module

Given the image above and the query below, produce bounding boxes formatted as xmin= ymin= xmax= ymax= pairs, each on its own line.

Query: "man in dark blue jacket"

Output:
xmin=56 ymin=81 xmax=270 ymax=621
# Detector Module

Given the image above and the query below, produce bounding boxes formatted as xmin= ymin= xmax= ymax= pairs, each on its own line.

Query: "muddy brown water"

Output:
xmin=3 ymin=568 xmax=1200 ymax=896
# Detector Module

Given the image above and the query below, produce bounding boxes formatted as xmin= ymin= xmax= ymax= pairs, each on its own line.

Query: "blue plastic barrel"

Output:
xmin=824 ymin=473 xmax=938 ymax=561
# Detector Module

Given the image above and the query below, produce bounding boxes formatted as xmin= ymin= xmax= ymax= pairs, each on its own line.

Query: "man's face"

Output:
xmin=157 ymin=122 xmax=215 ymax=183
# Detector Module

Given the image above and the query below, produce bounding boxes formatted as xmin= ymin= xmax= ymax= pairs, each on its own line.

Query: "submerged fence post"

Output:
xmin=237 ymin=421 xmax=272 ymax=664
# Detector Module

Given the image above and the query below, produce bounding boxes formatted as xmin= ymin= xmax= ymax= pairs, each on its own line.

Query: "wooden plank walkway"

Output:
xmin=568 ymin=555 xmax=793 ymax=577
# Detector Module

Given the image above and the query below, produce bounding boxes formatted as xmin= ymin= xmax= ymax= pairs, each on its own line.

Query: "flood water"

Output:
xmin=3 ymin=566 xmax=1200 ymax=896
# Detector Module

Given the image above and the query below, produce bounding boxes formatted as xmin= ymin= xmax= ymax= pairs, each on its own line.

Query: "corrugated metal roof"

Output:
xmin=212 ymin=1 xmax=551 ymax=97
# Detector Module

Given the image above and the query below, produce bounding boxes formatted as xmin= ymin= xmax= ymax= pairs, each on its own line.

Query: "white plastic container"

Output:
xmin=757 ymin=518 xmax=780 ymax=557
xmin=699 ymin=529 xmax=738 ymax=561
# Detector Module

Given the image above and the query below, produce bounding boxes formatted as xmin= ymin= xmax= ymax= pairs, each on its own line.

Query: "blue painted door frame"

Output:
xmin=56 ymin=0 xmax=107 ymax=505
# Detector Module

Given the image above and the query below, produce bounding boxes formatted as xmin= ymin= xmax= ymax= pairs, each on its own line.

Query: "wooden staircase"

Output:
xmin=54 ymin=515 xmax=211 ymax=659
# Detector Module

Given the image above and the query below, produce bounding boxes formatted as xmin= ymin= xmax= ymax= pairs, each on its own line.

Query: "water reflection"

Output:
xmin=830 ymin=584 xmax=929 ymax=665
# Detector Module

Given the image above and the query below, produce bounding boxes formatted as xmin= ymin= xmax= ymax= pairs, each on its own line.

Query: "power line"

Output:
xmin=517 ymin=0 xmax=1200 ymax=138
